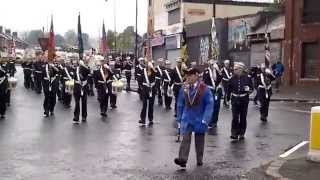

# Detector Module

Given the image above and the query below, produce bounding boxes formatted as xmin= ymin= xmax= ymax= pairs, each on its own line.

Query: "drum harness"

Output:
xmin=44 ymin=64 xmax=57 ymax=92
xmin=174 ymin=66 xmax=184 ymax=87
xmin=164 ymin=69 xmax=173 ymax=97
xmin=76 ymin=67 xmax=88 ymax=96
xmin=259 ymin=73 xmax=271 ymax=99
xmin=143 ymin=68 xmax=155 ymax=98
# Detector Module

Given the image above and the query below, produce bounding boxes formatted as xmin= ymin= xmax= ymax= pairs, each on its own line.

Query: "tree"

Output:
xmin=55 ymin=34 xmax=66 ymax=47
xmin=82 ymin=33 xmax=91 ymax=50
xmin=24 ymin=30 xmax=44 ymax=45
xmin=107 ymin=30 xmax=115 ymax=50
xmin=64 ymin=30 xmax=77 ymax=47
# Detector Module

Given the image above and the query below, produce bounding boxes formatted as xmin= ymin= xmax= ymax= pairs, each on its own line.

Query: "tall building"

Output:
xmin=284 ymin=0 xmax=320 ymax=85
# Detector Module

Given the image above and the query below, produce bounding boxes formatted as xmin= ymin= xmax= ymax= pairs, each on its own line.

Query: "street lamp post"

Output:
xmin=105 ymin=0 xmax=117 ymax=52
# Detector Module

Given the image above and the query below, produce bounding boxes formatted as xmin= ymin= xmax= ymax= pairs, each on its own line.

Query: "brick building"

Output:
xmin=284 ymin=0 xmax=320 ymax=85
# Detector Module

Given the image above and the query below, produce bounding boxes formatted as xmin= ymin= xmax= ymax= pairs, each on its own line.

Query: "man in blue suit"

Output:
xmin=174 ymin=67 xmax=214 ymax=168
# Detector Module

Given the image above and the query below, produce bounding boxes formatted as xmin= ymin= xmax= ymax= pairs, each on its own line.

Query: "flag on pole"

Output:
xmin=78 ymin=13 xmax=84 ymax=60
xmin=180 ymin=22 xmax=188 ymax=63
xmin=48 ymin=15 xmax=55 ymax=62
xmin=9 ymin=36 xmax=16 ymax=59
xmin=264 ymin=19 xmax=271 ymax=68
xmin=101 ymin=21 xmax=108 ymax=57
xmin=211 ymin=17 xmax=219 ymax=61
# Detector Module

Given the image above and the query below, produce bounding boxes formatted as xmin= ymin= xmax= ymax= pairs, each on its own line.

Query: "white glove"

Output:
xmin=265 ymin=68 xmax=272 ymax=74
xmin=201 ymin=120 xmax=207 ymax=125
xmin=177 ymin=122 xmax=181 ymax=129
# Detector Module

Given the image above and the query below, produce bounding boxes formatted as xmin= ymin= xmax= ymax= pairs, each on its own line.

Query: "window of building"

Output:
xmin=301 ymin=42 xmax=319 ymax=79
xmin=168 ymin=8 xmax=181 ymax=25
xmin=303 ymin=0 xmax=320 ymax=24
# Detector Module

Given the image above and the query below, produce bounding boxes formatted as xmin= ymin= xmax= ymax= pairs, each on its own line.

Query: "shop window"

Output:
xmin=301 ymin=42 xmax=318 ymax=79
xmin=168 ymin=8 xmax=181 ymax=25
xmin=303 ymin=0 xmax=320 ymax=24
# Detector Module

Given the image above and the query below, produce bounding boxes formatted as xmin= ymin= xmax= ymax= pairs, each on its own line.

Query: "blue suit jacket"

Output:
xmin=177 ymin=81 xmax=214 ymax=134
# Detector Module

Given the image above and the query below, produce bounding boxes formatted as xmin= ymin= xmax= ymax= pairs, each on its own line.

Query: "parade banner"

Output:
xmin=211 ymin=17 xmax=220 ymax=61
xmin=78 ymin=13 xmax=84 ymax=60
xmin=48 ymin=16 xmax=55 ymax=62
xmin=101 ymin=21 xmax=108 ymax=57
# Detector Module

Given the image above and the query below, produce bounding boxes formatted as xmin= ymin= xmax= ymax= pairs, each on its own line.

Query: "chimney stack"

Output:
xmin=12 ymin=32 xmax=18 ymax=38
xmin=5 ymin=29 xmax=11 ymax=36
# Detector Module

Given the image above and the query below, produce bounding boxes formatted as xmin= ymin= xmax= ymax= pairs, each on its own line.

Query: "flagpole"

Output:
xmin=135 ymin=0 xmax=138 ymax=64
xmin=114 ymin=0 xmax=117 ymax=52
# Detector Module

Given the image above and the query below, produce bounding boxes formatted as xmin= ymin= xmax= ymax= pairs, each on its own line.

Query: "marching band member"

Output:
xmin=257 ymin=64 xmax=275 ymax=122
xmin=171 ymin=58 xmax=186 ymax=117
xmin=22 ymin=60 xmax=33 ymax=89
xmin=0 ymin=63 xmax=8 ymax=119
xmin=139 ymin=61 xmax=157 ymax=126
xmin=155 ymin=58 xmax=165 ymax=106
xmin=228 ymin=62 xmax=253 ymax=140
xmin=222 ymin=60 xmax=233 ymax=108
xmin=5 ymin=58 xmax=16 ymax=106
xmin=73 ymin=60 xmax=90 ymax=124
xmin=61 ymin=60 xmax=74 ymax=108
xmin=135 ymin=57 xmax=145 ymax=100
xmin=110 ymin=64 xmax=122 ymax=109
xmin=94 ymin=63 xmax=113 ymax=117
xmin=163 ymin=60 xmax=173 ymax=110
xmin=34 ymin=52 xmax=44 ymax=94
xmin=174 ymin=67 xmax=214 ymax=168
xmin=42 ymin=59 xmax=60 ymax=117
xmin=203 ymin=59 xmax=223 ymax=128
xmin=123 ymin=56 xmax=133 ymax=91
xmin=114 ymin=57 xmax=122 ymax=74
xmin=87 ymin=56 xmax=95 ymax=97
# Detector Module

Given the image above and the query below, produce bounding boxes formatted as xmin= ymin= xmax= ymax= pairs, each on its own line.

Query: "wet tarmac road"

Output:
xmin=0 ymin=67 xmax=314 ymax=180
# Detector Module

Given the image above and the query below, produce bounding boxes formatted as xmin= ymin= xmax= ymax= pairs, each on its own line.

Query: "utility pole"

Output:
xmin=212 ymin=0 xmax=216 ymax=18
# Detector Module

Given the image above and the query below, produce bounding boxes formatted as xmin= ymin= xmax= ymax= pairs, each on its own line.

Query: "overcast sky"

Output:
xmin=0 ymin=0 xmax=148 ymax=37
xmin=0 ymin=0 xmax=274 ymax=38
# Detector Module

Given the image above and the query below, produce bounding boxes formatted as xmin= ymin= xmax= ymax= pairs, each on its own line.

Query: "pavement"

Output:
xmin=271 ymin=85 xmax=320 ymax=103
xmin=0 ymin=67 xmax=318 ymax=180
xmin=247 ymin=141 xmax=320 ymax=180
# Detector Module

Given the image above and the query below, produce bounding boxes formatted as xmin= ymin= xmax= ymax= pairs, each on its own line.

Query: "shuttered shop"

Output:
xmin=250 ymin=42 xmax=282 ymax=67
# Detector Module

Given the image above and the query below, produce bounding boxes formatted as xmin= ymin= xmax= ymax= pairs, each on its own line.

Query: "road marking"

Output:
xmin=293 ymin=109 xmax=311 ymax=114
xmin=279 ymin=141 xmax=309 ymax=158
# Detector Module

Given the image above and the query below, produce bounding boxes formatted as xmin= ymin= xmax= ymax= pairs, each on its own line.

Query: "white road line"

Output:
xmin=279 ymin=141 xmax=309 ymax=158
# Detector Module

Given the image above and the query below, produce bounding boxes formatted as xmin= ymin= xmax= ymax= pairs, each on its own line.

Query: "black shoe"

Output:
xmin=239 ymin=135 xmax=245 ymax=140
xmin=149 ymin=121 xmax=154 ymax=126
xmin=73 ymin=119 xmax=80 ymax=124
xmin=139 ymin=120 xmax=146 ymax=125
xmin=82 ymin=118 xmax=87 ymax=122
xmin=0 ymin=115 xmax=5 ymax=119
xmin=50 ymin=112 xmax=54 ymax=116
xmin=100 ymin=112 xmax=107 ymax=117
xmin=166 ymin=106 xmax=172 ymax=110
xmin=43 ymin=112 xmax=49 ymax=118
xmin=174 ymin=158 xmax=186 ymax=168
xmin=230 ymin=135 xmax=238 ymax=140
xmin=111 ymin=105 xmax=117 ymax=109
xmin=197 ymin=162 xmax=203 ymax=166
xmin=260 ymin=117 xmax=268 ymax=122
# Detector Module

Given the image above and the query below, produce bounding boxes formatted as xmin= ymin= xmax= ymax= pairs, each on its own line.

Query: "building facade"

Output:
xmin=148 ymin=0 xmax=272 ymax=66
xmin=284 ymin=0 xmax=320 ymax=85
